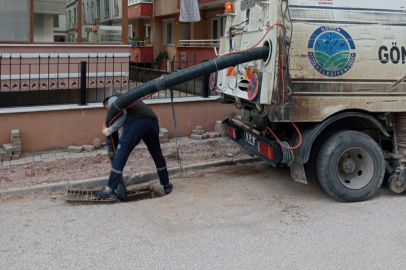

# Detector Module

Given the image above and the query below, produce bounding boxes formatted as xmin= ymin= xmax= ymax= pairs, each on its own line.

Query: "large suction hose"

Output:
xmin=105 ymin=46 xmax=270 ymax=149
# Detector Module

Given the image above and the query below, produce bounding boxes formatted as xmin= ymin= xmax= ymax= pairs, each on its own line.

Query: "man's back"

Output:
xmin=125 ymin=101 xmax=158 ymax=124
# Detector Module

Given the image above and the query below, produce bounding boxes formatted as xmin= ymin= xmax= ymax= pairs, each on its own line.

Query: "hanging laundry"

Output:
xmin=180 ymin=0 xmax=201 ymax=22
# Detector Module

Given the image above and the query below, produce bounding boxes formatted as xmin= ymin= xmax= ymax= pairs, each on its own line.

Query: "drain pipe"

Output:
xmin=105 ymin=46 xmax=270 ymax=145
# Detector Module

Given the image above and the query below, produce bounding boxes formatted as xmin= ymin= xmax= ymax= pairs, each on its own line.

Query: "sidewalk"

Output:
xmin=1 ymin=137 xmax=191 ymax=167
xmin=0 ymin=137 xmax=248 ymax=192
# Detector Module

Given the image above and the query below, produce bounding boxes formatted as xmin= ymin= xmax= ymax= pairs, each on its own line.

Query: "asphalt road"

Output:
xmin=1 ymin=162 xmax=405 ymax=270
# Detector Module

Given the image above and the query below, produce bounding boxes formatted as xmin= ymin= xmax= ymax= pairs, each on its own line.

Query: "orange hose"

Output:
xmin=265 ymin=122 xmax=302 ymax=150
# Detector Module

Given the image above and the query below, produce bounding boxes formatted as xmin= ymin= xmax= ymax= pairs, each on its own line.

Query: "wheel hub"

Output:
xmin=394 ymin=181 xmax=404 ymax=189
xmin=336 ymin=147 xmax=374 ymax=190
xmin=341 ymin=158 xmax=356 ymax=174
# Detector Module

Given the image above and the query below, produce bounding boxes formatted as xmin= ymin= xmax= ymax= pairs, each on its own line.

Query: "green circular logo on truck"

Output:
xmin=308 ymin=27 xmax=356 ymax=77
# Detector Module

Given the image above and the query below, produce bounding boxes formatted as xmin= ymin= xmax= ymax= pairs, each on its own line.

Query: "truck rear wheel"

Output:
xmin=316 ymin=130 xmax=384 ymax=202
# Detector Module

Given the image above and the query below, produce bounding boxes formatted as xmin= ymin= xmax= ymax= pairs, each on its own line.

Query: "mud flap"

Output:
xmin=290 ymin=161 xmax=307 ymax=184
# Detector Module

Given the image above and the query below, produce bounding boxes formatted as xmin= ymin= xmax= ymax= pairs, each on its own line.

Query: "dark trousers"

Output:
xmin=107 ymin=118 xmax=169 ymax=190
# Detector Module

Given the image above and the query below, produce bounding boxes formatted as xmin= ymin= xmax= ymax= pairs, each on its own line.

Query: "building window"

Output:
xmin=68 ymin=10 xmax=71 ymax=28
xmin=53 ymin=15 xmax=60 ymax=28
xmin=221 ymin=17 xmax=226 ymax=36
xmin=83 ymin=0 xmax=123 ymax=43
xmin=105 ymin=0 xmax=110 ymax=18
xmin=67 ymin=8 xmax=78 ymax=42
xmin=163 ymin=19 xmax=174 ymax=46
xmin=145 ymin=24 xmax=151 ymax=38
xmin=82 ymin=3 xmax=86 ymax=24
xmin=96 ymin=0 xmax=101 ymax=20
xmin=32 ymin=0 xmax=76 ymax=42
xmin=212 ymin=17 xmax=226 ymax=39
xmin=0 ymin=0 xmax=125 ymax=44
xmin=114 ymin=0 xmax=120 ymax=16
xmin=0 ymin=0 xmax=30 ymax=42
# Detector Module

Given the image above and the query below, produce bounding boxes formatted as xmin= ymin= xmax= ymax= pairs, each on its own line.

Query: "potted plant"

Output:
xmin=144 ymin=36 xmax=150 ymax=46
xmin=132 ymin=35 xmax=139 ymax=46
xmin=156 ymin=51 xmax=169 ymax=71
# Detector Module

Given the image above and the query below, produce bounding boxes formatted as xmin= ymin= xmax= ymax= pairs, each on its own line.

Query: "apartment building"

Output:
xmin=0 ymin=0 xmax=234 ymax=152
xmin=128 ymin=0 xmax=227 ymax=65
xmin=0 ymin=0 xmax=130 ymax=108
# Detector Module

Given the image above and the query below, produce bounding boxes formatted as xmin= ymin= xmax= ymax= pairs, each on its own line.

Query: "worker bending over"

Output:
xmin=94 ymin=96 xmax=173 ymax=200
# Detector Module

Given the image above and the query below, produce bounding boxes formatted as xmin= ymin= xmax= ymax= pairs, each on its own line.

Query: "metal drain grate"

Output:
xmin=65 ymin=189 xmax=117 ymax=203
xmin=65 ymin=184 xmax=165 ymax=203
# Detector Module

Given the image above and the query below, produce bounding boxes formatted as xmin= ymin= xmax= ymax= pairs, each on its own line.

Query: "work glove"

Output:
xmin=102 ymin=124 xmax=112 ymax=137
xmin=106 ymin=131 xmax=119 ymax=164
xmin=108 ymin=150 xmax=115 ymax=162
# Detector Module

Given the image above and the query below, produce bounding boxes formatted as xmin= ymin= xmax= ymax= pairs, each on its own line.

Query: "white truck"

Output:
xmin=211 ymin=0 xmax=406 ymax=201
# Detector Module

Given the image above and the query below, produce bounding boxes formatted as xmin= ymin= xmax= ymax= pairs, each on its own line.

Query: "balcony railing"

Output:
xmin=177 ymin=0 xmax=228 ymax=8
xmin=178 ymin=39 xmax=220 ymax=47
xmin=129 ymin=41 xmax=152 ymax=47
xmin=128 ymin=0 xmax=152 ymax=5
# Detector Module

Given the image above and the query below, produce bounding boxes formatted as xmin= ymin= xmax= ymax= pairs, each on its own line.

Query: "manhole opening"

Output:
xmin=126 ymin=185 xmax=165 ymax=202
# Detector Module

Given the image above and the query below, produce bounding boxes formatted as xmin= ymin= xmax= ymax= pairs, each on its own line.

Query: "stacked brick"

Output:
xmin=159 ymin=128 xmax=169 ymax=144
xmin=191 ymin=125 xmax=222 ymax=140
xmin=66 ymin=138 xmax=102 ymax=153
xmin=191 ymin=126 xmax=206 ymax=140
xmin=214 ymin=120 xmax=227 ymax=137
xmin=206 ymin=132 xmax=221 ymax=138
xmin=1 ymin=130 xmax=22 ymax=162
xmin=67 ymin=145 xmax=96 ymax=153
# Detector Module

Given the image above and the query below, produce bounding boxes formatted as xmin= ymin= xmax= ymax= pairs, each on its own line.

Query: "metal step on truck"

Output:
xmin=210 ymin=0 xmax=406 ymax=201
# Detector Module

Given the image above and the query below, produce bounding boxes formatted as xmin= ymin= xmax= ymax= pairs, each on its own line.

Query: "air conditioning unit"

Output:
xmin=180 ymin=52 xmax=187 ymax=62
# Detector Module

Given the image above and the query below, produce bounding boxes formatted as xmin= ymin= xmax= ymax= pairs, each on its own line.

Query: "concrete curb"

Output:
xmin=0 ymin=157 xmax=261 ymax=196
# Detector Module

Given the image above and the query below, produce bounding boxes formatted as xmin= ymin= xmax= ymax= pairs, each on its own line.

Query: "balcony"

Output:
xmin=34 ymin=0 xmax=66 ymax=14
xmin=128 ymin=0 xmax=153 ymax=19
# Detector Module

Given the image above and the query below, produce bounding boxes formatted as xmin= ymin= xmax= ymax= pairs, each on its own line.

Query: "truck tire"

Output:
xmin=316 ymin=130 xmax=384 ymax=202
xmin=305 ymin=128 xmax=343 ymax=187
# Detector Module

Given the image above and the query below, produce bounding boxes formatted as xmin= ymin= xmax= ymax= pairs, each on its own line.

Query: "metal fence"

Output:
xmin=130 ymin=54 xmax=218 ymax=99
xmin=0 ymin=53 xmax=129 ymax=108
xmin=0 ymin=52 xmax=216 ymax=108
